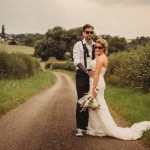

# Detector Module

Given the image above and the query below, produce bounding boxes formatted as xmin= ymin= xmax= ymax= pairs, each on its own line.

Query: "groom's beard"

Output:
xmin=85 ymin=38 xmax=92 ymax=44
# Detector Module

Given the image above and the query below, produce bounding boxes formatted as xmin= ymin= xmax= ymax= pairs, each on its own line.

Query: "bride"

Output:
xmin=86 ymin=38 xmax=150 ymax=140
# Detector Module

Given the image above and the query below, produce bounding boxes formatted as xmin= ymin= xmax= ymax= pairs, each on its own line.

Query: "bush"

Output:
xmin=21 ymin=54 xmax=40 ymax=76
xmin=45 ymin=62 xmax=52 ymax=69
xmin=8 ymin=39 xmax=17 ymax=45
xmin=106 ymin=44 xmax=150 ymax=91
xmin=0 ymin=51 xmax=40 ymax=79
xmin=48 ymin=57 xmax=58 ymax=63
xmin=45 ymin=57 xmax=75 ymax=71
xmin=52 ymin=61 xmax=75 ymax=71
xmin=52 ymin=62 xmax=65 ymax=69
xmin=64 ymin=52 xmax=72 ymax=60
xmin=45 ymin=57 xmax=58 ymax=69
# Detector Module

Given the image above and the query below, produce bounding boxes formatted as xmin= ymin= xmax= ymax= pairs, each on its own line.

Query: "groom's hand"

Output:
xmin=88 ymin=71 xmax=92 ymax=77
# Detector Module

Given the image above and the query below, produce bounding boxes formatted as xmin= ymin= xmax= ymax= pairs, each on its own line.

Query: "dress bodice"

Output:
xmin=90 ymin=59 xmax=107 ymax=76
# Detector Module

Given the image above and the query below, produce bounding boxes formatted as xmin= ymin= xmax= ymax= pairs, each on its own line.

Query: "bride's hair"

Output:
xmin=96 ymin=38 xmax=108 ymax=55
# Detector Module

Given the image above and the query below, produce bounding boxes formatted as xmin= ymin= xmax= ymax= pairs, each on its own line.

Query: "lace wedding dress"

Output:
xmin=87 ymin=59 xmax=150 ymax=140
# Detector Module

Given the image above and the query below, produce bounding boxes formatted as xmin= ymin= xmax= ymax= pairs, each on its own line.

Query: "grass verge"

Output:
xmin=0 ymin=71 xmax=56 ymax=117
xmin=0 ymin=45 xmax=34 ymax=55
xmin=105 ymin=85 xmax=150 ymax=146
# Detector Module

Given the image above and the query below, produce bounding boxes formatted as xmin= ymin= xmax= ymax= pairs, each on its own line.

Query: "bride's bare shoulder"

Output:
xmin=97 ymin=55 xmax=108 ymax=67
xmin=97 ymin=55 xmax=107 ymax=61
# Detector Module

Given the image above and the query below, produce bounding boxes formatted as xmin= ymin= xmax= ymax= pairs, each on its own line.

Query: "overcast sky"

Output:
xmin=0 ymin=0 xmax=150 ymax=38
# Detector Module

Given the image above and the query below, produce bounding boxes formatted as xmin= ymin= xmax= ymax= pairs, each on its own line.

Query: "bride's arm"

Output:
xmin=92 ymin=57 xmax=104 ymax=97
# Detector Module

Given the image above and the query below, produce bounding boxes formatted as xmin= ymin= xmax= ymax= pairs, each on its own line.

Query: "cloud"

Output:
xmin=0 ymin=0 xmax=150 ymax=38
xmin=91 ymin=0 xmax=150 ymax=6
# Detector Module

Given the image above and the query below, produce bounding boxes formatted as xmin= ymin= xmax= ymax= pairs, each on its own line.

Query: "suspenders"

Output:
xmin=92 ymin=44 xmax=95 ymax=60
xmin=81 ymin=41 xmax=95 ymax=68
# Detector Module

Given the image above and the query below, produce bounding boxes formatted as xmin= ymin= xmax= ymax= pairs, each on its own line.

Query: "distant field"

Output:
xmin=0 ymin=45 xmax=35 ymax=55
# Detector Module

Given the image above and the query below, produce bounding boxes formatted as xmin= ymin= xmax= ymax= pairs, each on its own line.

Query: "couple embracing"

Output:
xmin=73 ymin=24 xmax=150 ymax=140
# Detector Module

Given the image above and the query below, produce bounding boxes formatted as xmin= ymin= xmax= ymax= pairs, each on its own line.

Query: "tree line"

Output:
xmin=33 ymin=26 xmax=150 ymax=60
xmin=1 ymin=25 xmax=150 ymax=61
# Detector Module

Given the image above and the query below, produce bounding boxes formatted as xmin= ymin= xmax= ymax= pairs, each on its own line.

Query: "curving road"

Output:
xmin=0 ymin=72 xmax=149 ymax=150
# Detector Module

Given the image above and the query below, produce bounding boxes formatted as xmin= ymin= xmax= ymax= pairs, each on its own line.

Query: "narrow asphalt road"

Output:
xmin=0 ymin=72 xmax=149 ymax=150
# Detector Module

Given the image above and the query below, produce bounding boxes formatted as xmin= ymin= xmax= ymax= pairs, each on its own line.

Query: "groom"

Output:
xmin=73 ymin=24 xmax=95 ymax=136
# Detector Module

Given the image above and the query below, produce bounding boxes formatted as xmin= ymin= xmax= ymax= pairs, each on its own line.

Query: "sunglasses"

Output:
xmin=85 ymin=31 xmax=94 ymax=34
xmin=95 ymin=46 xmax=103 ymax=50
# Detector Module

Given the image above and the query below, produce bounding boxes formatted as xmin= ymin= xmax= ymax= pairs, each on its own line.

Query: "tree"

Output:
xmin=34 ymin=26 xmax=128 ymax=61
xmin=24 ymin=34 xmax=34 ymax=46
xmin=35 ymin=26 xmax=68 ymax=60
xmin=15 ymin=34 xmax=26 ymax=45
xmin=130 ymin=36 xmax=150 ymax=49
xmin=1 ymin=25 xmax=5 ymax=39
xmin=100 ymin=35 xmax=128 ymax=55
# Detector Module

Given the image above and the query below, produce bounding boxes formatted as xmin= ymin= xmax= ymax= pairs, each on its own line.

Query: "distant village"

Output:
xmin=0 ymin=25 xmax=14 ymax=42
xmin=0 ymin=24 xmax=31 ymax=45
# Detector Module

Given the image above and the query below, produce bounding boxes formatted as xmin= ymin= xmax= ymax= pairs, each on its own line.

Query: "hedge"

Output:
xmin=0 ymin=51 xmax=40 ymax=79
xmin=106 ymin=44 xmax=150 ymax=91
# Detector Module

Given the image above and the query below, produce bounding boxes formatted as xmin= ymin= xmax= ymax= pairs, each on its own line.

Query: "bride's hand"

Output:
xmin=88 ymin=71 xmax=95 ymax=78
xmin=92 ymin=88 xmax=97 ymax=97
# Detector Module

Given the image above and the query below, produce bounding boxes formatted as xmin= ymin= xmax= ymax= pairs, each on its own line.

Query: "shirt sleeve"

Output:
xmin=73 ymin=42 xmax=81 ymax=66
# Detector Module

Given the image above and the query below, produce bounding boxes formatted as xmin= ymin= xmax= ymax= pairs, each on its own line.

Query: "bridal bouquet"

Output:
xmin=78 ymin=93 xmax=100 ymax=112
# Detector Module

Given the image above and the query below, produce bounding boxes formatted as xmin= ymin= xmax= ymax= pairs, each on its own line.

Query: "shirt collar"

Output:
xmin=82 ymin=38 xmax=95 ymax=45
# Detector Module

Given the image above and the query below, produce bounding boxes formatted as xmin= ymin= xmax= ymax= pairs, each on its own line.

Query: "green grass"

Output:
xmin=105 ymin=85 xmax=150 ymax=146
xmin=0 ymin=45 xmax=35 ymax=55
xmin=0 ymin=71 xmax=56 ymax=117
xmin=56 ymin=70 xmax=150 ymax=146
xmin=105 ymin=86 xmax=150 ymax=123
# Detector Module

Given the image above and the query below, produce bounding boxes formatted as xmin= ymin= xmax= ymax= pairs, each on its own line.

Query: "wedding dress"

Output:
xmin=87 ymin=59 xmax=150 ymax=140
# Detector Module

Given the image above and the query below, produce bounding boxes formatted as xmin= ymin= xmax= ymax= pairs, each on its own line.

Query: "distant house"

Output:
xmin=5 ymin=33 xmax=14 ymax=39
xmin=0 ymin=33 xmax=15 ymax=45
xmin=0 ymin=32 xmax=14 ymax=39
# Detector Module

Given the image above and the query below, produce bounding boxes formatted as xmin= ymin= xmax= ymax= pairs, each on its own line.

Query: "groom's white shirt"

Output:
xmin=73 ymin=38 xmax=95 ymax=70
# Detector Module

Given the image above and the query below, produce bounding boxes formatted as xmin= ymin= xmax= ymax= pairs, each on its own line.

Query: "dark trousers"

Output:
xmin=76 ymin=69 xmax=89 ymax=130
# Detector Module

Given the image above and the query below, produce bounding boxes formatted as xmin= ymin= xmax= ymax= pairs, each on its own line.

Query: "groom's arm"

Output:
xmin=76 ymin=63 xmax=89 ymax=74
xmin=73 ymin=42 xmax=89 ymax=75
